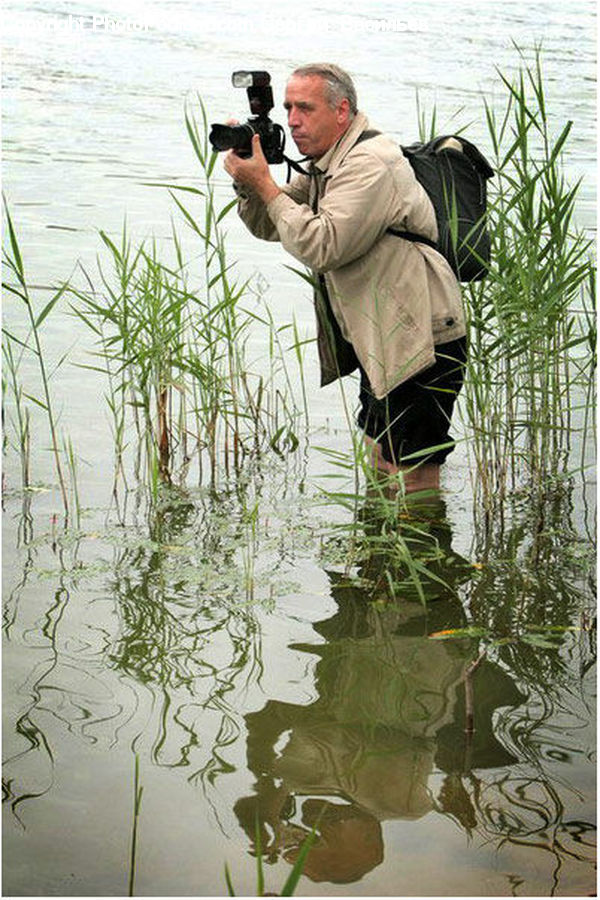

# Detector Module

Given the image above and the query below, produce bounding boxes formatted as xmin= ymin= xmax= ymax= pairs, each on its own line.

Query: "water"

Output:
xmin=2 ymin=1 xmax=596 ymax=896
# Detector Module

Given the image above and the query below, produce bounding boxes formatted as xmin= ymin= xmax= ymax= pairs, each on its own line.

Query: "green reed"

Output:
xmin=73 ymin=229 xmax=195 ymax=492
xmin=69 ymin=100 xmax=304 ymax=497
xmin=2 ymin=337 xmax=31 ymax=492
xmin=225 ymin=815 xmax=317 ymax=897
xmin=174 ymin=98 xmax=304 ymax=481
xmin=127 ymin=753 xmax=143 ymax=897
xmin=2 ymin=198 xmax=72 ymax=519
xmin=461 ymin=49 xmax=595 ymax=510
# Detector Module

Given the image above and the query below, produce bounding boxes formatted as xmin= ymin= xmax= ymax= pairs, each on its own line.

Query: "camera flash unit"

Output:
xmin=232 ymin=71 xmax=271 ymax=88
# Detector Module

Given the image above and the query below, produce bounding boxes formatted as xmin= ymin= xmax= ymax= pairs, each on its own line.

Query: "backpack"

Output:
xmin=357 ymin=131 xmax=495 ymax=282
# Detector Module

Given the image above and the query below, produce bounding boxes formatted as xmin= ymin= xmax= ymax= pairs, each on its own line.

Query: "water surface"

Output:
xmin=2 ymin=0 xmax=596 ymax=895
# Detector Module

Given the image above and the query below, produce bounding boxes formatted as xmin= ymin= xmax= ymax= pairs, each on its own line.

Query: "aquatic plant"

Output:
xmin=461 ymin=49 xmax=596 ymax=510
xmin=73 ymin=228 xmax=198 ymax=492
xmin=2 ymin=336 xmax=31 ymax=492
xmin=166 ymin=98 xmax=306 ymax=485
xmin=224 ymin=816 xmax=317 ymax=897
xmin=2 ymin=199 xmax=72 ymax=518
xmin=127 ymin=753 xmax=143 ymax=897
xmin=70 ymin=102 xmax=305 ymax=499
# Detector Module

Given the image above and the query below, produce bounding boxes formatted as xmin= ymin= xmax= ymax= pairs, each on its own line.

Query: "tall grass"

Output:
xmin=2 ymin=198 xmax=72 ymax=520
xmin=2 ymin=337 xmax=31 ymax=492
xmin=461 ymin=50 xmax=595 ymax=511
xmin=72 ymin=229 xmax=197 ymax=492
xmin=70 ymin=100 xmax=305 ymax=498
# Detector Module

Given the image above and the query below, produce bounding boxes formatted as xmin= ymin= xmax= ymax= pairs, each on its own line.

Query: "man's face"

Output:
xmin=283 ymin=75 xmax=351 ymax=159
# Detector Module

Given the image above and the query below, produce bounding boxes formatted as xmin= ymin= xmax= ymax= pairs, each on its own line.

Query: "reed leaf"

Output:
xmin=223 ymin=863 xmax=236 ymax=896
xmin=280 ymin=829 xmax=317 ymax=896
xmin=2 ymin=196 xmax=25 ymax=283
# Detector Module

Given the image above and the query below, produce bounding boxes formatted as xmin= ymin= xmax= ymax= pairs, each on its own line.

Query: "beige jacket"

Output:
xmin=236 ymin=111 xmax=466 ymax=399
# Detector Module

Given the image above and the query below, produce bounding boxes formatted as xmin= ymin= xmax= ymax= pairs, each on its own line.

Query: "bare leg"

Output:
xmin=364 ymin=436 xmax=440 ymax=495
xmin=401 ymin=463 xmax=440 ymax=493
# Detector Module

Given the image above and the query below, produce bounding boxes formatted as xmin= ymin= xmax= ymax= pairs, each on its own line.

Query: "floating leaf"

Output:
xmin=429 ymin=626 xmax=488 ymax=640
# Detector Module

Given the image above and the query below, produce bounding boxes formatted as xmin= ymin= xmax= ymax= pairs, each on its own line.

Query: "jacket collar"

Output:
xmin=311 ymin=111 xmax=370 ymax=176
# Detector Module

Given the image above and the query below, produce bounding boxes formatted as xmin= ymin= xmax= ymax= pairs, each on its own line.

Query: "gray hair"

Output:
xmin=291 ymin=63 xmax=358 ymax=115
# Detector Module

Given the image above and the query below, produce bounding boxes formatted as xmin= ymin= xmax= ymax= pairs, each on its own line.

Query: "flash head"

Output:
xmin=210 ymin=70 xmax=284 ymax=164
xmin=232 ymin=71 xmax=271 ymax=89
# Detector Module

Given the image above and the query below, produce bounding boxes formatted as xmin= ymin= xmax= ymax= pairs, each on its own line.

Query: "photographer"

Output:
xmin=223 ymin=63 xmax=467 ymax=495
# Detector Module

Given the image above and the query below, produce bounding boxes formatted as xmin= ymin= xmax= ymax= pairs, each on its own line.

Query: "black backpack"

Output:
xmin=357 ymin=131 xmax=495 ymax=282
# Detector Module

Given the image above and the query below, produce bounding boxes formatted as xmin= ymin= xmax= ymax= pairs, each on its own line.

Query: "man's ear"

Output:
xmin=337 ymin=98 xmax=351 ymax=126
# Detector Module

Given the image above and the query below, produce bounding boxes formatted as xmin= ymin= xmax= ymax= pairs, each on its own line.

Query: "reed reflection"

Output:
xmin=106 ymin=491 xmax=267 ymax=790
xmin=3 ymin=580 xmax=69 ymax=826
xmin=3 ymin=488 xmax=268 ymax=827
xmin=457 ymin=483 xmax=596 ymax=877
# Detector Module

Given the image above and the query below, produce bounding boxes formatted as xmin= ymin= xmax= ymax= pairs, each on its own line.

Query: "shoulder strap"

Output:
xmin=292 ymin=129 xmax=437 ymax=250
xmin=386 ymin=228 xmax=437 ymax=250
xmin=354 ymin=128 xmax=381 ymax=145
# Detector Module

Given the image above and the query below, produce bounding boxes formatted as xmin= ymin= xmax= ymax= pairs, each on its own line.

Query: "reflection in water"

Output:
xmin=3 ymin=578 xmax=70 ymax=826
xmin=457 ymin=483 xmax=597 ymax=882
xmin=235 ymin=592 xmax=522 ymax=883
xmin=105 ymin=492 xmax=268 ymax=796
xmin=2 ymin=483 xmax=595 ymax=894
xmin=466 ymin=482 xmax=596 ymax=690
xmin=234 ymin=497 xmax=595 ymax=888
xmin=2 ymin=487 xmax=270 ymax=833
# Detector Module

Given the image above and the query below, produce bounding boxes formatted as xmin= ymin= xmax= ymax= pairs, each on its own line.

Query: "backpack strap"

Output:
xmin=386 ymin=227 xmax=438 ymax=250
xmin=354 ymin=128 xmax=381 ymax=144
xmin=353 ymin=130 xmax=438 ymax=250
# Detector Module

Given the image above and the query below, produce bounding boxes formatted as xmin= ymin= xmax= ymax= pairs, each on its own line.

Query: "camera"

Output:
xmin=209 ymin=71 xmax=285 ymax=164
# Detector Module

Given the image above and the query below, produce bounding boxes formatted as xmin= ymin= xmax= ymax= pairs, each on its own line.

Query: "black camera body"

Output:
xmin=210 ymin=71 xmax=285 ymax=164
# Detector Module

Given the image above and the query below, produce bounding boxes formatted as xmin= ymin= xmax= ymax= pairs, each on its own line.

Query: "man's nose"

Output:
xmin=287 ymin=107 xmax=300 ymax=128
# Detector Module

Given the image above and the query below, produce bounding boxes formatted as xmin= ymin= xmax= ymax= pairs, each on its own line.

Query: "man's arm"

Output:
xmin=225 ymin=134 xmax=309 ymax=242
xmin=228 ymin=137 xmax=396 ymax=273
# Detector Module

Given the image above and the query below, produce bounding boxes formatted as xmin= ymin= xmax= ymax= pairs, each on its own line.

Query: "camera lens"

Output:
xmin=209 ymin=123 xmax=254 ymax=153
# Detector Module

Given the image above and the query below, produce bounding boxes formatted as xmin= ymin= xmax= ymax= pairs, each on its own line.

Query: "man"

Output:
xmin=223 ymin=63 xmax=467 ymax=494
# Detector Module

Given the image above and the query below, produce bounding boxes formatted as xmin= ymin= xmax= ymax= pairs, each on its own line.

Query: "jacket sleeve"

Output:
xmin=264 ymin=149 xmax=398 ymax=273
xmin=236 ymin=173 xmax=310 ymax=242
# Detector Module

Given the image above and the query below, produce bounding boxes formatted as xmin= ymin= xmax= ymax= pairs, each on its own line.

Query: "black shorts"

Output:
xmin=357 ymin=336 xmax=467 ymax=466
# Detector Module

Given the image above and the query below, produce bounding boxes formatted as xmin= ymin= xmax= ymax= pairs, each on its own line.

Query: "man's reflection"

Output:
xmin=235 ymin=502 xmax=526 ymax=884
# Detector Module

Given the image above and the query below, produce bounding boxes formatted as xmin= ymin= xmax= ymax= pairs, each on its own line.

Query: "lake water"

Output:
xmin=2 ymin=1 xmax=597 ymax=896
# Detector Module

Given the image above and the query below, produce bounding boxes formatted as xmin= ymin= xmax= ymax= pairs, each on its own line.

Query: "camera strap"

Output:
xmin=282 ymin=153 xmax=312 ymax=181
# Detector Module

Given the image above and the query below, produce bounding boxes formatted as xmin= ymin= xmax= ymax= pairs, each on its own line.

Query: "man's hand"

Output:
xmin=224 ymin=134 xmax=281 ymax=205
